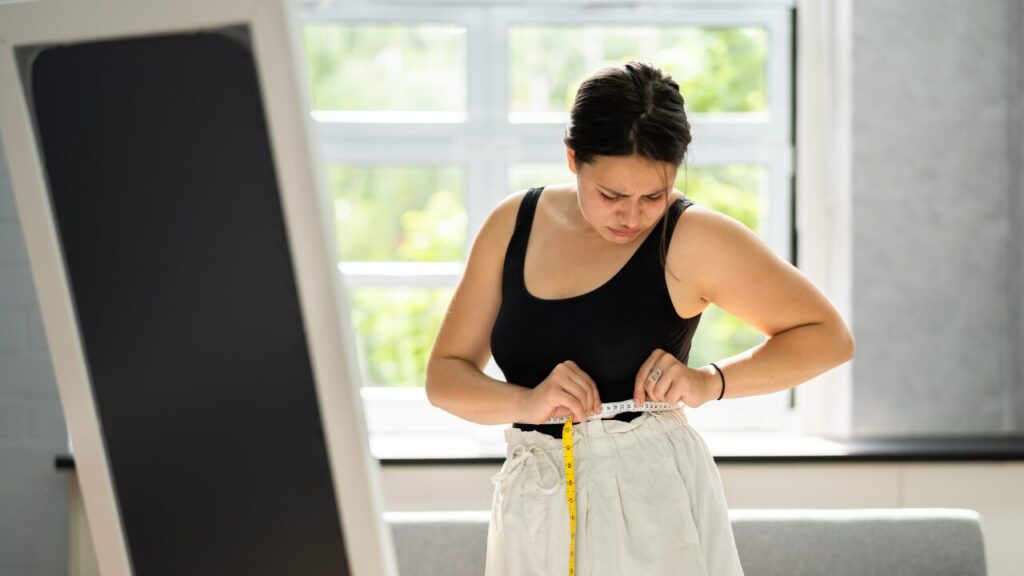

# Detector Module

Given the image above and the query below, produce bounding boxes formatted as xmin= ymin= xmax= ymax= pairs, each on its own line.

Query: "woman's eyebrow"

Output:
xmin=597 ymin=184 xmax=666 ymax=197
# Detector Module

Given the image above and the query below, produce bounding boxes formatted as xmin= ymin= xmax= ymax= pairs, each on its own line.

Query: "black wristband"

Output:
xmin=710 ymin=362 xmax=725 ymax=401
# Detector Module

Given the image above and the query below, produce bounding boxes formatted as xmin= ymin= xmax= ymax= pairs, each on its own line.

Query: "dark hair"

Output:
xmin=563 ymin=61 xmax=693 ymax=271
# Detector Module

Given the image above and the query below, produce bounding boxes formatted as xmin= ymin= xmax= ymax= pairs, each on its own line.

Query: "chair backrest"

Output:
xmin=728 ymin=508 xmax=987 ymax=576
xmin=384 ymin=508 xmax=987 ymax=576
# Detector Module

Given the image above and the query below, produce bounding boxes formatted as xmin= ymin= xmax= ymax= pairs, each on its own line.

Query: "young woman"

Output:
xmin=425 ymin=61 xmax=855 ymax=576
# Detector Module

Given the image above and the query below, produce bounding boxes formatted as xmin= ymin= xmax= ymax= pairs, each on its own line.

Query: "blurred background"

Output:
xmin=1 ymin=0 xmax=1022 ymax=574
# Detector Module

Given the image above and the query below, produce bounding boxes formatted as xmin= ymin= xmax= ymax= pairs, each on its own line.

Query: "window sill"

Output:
xmin=55 ymin=433 xmax=1024 ymax=471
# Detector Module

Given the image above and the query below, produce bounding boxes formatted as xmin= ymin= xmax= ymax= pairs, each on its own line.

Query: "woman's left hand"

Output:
xmin=633 ymin=348 xmax=716 ymax=409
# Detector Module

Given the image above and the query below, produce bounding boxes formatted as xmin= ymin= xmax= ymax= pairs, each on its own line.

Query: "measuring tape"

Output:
xmin=540 ymin=398 xmax=678 ymax=425
xmin=529 ymin=399 xmax=680 ymax=576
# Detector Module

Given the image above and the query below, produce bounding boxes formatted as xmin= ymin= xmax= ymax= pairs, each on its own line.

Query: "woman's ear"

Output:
xmin=566 ymin=146 xmax=578 ymax=175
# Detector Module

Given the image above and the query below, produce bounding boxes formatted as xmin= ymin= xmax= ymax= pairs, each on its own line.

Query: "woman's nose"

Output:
xmin=620 ymin=202 xmax=641 ymax=227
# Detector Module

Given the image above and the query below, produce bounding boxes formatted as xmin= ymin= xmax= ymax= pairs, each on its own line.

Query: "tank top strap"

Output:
xmin=501 ymin=187 xmax=543 ymax=297
xmin=664 ymin=196 xmax=696 ymax=249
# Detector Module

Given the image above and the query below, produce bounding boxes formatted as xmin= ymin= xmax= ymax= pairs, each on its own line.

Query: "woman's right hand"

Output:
xmin=515 ymin=361 xmax=603 ymax=425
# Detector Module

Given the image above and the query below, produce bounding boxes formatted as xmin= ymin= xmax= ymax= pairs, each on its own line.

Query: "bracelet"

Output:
xmin=710 ymin=362 xmax=726 ymax=401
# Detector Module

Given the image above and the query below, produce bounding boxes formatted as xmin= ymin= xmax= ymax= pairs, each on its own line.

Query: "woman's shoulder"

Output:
xmin=668 ymin=193 xmax=731 ymax=254
xmin=666 ymin=194 xmax=774 ymax=291
xmin=471 ymin=186 xmax=546 ymax=266
xmin=492 ymin=183 xmax=575 ymax=230
xmin=486 ymin=188 xmax=535 ymax=235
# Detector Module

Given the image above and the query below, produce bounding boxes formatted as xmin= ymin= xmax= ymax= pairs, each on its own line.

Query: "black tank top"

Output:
xmin=490 ymin=186 xmax=702 ymax=439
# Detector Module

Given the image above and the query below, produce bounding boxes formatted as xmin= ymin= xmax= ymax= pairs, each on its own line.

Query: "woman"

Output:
xmin=425 ymin=61 xmax=854 ymax=576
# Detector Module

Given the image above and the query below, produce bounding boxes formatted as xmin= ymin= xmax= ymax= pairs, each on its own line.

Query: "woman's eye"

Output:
xmin=601 ymin=194 xmax=662 ymax=201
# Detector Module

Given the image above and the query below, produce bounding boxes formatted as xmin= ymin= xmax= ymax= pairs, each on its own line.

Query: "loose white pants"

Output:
xmin=486 ymin=408 xmax=745 ymax=576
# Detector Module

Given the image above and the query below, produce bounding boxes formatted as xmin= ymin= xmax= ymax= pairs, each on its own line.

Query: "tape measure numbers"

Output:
xmin=522 ymin=400 xmax=681 ymax=576
xmin=541 ymin=398 xmax=678 ymax=425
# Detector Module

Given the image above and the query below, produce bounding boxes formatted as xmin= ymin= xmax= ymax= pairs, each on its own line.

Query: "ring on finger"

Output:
xmin=647 ymin=366 xmax=662 ymax=384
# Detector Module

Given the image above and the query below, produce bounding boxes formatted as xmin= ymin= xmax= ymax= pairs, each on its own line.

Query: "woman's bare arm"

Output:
xmin=675 ymin=205 xmax=856 ymax=399
xmin=428 ymin=356 xmax=529 ymax=426
xmin=425 ymin=191 xmax=530 ymax=425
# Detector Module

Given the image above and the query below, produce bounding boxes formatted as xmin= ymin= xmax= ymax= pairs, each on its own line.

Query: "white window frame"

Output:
xmin=792 ymin=0 xmax=854 ymax=439
xmin=294 ymin=0 xmax=799 ymax=458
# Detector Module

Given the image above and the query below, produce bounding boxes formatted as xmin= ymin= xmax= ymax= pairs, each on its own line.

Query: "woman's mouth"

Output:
xmin=610 ymin=227 xmax=639 ymax=237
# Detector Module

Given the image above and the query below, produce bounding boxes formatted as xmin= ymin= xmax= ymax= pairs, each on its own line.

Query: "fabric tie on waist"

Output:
xmin=490 ymin=443 xmax=561 ymax=532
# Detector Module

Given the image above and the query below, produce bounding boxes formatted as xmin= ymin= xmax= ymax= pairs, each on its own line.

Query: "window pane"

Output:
xmin=302 ymin=23 xmax=466 ymax=115
xmin=684 ymin=164 xmax=767 ymax=238
xmin=350 ymin=287 xmax=454 ymax=388
xmin=328 ymin=164 xmax=466 ymax=262
xmin=508 ymin=25 xmax=767 ymax=121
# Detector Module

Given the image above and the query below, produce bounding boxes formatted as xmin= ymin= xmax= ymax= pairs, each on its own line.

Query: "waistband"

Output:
xmin=507 ymin=407 xmax=688 ymax=453
xmin=489 ymin=408 xmax=691 ymax=530
xmin=496 ymin=408 xmax=691 ymax=491
xmin=512 ymin=409 xmax=644 ymax=439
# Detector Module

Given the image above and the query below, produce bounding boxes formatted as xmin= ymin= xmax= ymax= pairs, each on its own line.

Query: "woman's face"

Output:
xmin=566 ymin=147 xmax=677 ymax=244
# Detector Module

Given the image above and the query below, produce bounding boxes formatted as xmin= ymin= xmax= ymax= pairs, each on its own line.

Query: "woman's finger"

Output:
xmin=565 ymin=361 xmax=602 ymax=414
xmin=556 ymin=365 xmax=589 ymax=421
xmin=636 ymin=349 xmax=667 ymax=404
xmin=651 ymin=359 xmax=680 ymax=402
xmin=556 ymin=389 xmax=585 ymax=422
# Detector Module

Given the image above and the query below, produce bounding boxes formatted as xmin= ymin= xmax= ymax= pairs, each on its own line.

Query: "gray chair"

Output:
xmin=384 ymin=508 xmax=987 ymax=576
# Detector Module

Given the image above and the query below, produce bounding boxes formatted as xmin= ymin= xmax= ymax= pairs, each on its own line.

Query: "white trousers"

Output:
xmin=485 ymin=408 xmax=745 ymax=576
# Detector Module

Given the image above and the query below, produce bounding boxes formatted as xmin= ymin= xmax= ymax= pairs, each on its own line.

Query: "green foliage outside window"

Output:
xmin=508 ymin=25 xmax=766 ymax=115
xmin=303 ymin=24 xmax=466 ymax=112
xmin=350 ymin=287 xmax=454 ymax=387
xmin=329 ymin=165 xmax=466 ymax=262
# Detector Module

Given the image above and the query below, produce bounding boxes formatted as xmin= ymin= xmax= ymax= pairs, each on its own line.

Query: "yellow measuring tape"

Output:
xmin=542 ymin=400 xmax=678 ymax=576
xmin=561 ymin=418 xmax=577 ymax=576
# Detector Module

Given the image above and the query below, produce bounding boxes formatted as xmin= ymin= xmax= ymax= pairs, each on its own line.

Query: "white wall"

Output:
xmin=0 ymin=134 xmax=69 ymax=576
xmin=850 ymin=0 xmax=1024 ymax=435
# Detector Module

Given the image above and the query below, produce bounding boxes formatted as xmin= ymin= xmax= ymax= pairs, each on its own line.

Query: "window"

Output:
xmin=296 ymin=0 xmax=795 ymax=458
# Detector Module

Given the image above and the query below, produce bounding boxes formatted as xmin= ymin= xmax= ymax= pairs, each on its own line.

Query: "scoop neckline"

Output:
xmin=520 ymin=186 xmax=676 ymax=304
